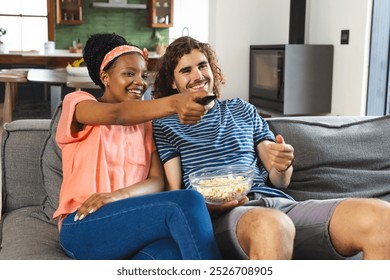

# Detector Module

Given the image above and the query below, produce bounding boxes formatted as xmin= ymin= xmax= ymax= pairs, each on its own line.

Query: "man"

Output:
xmin=152 ymin=36 xmax=390 ymax=260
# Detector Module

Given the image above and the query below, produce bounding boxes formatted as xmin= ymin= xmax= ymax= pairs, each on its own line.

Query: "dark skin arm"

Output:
xmin=74 ymin=91 xmax=210 ymax=127
xmin=70 ymin=91 xmax=209 ymax=221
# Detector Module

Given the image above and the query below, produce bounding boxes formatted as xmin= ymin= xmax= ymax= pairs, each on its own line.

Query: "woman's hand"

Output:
xmin=173 ymin=91 xmax=211 ymax=124
xmin=74 ymin=192 xmax=118 ymax=222
xmin=74 ymin=151 xmax=165 ymax=222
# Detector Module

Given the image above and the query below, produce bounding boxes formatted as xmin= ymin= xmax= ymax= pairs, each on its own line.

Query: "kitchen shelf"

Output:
xmin=149 ymin=0 xmax=174 ymax=28
xmin=56 ymin=0 xmax=83 ymax=25
xmin=90 ymin=2 xmax=146 ymax=9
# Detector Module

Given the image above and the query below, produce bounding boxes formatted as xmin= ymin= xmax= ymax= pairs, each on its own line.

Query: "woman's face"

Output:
xmin=101 ymin=53 xmax=148 ymax=102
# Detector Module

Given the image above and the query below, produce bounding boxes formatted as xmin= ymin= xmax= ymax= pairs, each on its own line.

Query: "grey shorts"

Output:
xmin=212 ymin=194 xmax=348 ymax=260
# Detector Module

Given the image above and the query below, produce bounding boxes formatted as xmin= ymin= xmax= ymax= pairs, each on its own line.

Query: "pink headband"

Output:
xmin=100 ymin=45 xmax=149 ymax=74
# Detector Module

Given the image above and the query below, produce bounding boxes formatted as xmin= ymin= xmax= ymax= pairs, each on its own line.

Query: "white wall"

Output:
xmin=208 ymin=0 xmax=373 ymax=116
xmin=169 ymin=0 xmax=209 ymax=43
xmin=306 ymin=0 xmax=372 ymax=115
xmin=209 ymin=0 xmax=290 ymax=102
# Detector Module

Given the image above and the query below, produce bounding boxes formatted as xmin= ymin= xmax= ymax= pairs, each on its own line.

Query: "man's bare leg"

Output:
xmin=329 ymin=198 xmax=390 ymax=259
xmin=236 ymin=207 xmax=295 ymax=259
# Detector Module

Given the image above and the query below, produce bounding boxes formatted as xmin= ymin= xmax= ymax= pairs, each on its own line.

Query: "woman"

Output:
xmin=53 ymin=33 xmax=220 ymax=260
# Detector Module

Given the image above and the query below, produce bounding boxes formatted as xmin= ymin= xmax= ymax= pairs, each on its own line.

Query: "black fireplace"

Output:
xmin=249 ymin=44 xmax=334 ymax=115
xmin=249 ymin=0 xmax=333 ymax=115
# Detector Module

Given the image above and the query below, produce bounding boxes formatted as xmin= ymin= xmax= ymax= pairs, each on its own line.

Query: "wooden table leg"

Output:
xmin=11 ymin=82 xmax=18 ymax=109
xmin=0 ymin=72 xmax=28 ymax=123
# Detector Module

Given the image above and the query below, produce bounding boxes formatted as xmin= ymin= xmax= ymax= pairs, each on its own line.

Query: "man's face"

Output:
xmin=172 ymin=49 xmax=214 ymax=94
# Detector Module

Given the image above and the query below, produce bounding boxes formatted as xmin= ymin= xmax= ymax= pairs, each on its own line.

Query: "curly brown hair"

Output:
xmin=153 ymin=36 xmax=225 ymax=99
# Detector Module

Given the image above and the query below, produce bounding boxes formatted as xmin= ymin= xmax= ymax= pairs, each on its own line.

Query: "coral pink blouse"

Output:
xmin=53 ymin=91 xmax=154 ymax=220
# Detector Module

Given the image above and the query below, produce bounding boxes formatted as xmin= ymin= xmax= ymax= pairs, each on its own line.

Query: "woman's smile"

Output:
xmin=127 ymin=87 xmax=144 ymax=98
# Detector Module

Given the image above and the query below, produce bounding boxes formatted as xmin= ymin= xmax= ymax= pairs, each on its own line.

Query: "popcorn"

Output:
xmin=189 ymin=165 xmax=254 ymax=205
xmin=195 ymin=175 xmax=251 ymax=204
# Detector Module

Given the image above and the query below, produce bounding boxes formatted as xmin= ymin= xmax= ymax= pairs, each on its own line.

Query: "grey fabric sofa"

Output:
xmin=1 ymin=109 xmax=390 ymax=259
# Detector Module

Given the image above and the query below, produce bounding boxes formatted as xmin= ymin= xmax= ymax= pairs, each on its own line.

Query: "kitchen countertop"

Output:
xmin=1 ymin=49 xmax=83 ymax=57
xmin=0 ymin=50 xmax=162 ymax=70
xmin=1 ymin=49 xmax=163 ymax=58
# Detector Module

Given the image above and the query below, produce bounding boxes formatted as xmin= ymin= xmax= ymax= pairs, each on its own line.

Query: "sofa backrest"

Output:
xmin=1 ymin=119 xmax=51 ymax=214
xmin=267 ymin=115 xmax=390 ymax=202
xmin=39 ymin=104 xmax=63 ymax=223
xmin=3 ymin=113 xmax=390 ymax=214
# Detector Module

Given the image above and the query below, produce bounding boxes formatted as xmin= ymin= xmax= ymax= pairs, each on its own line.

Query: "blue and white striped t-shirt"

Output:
xmin=153 ymin=98 xmax=293 ymax=200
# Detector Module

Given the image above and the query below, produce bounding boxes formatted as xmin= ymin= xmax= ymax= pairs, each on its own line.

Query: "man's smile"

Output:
xmin=189 ymin=80 xmax=208 ymax=91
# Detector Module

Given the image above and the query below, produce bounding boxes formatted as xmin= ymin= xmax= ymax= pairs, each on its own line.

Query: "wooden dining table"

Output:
xmin=27 ymin=68 xmax=155 ymax=117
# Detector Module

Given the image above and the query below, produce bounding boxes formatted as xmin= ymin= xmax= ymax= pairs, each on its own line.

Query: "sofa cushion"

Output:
xmin=0 ymin=206 xmax=70 ymax=259
xmin=39 ymin=104 xmax=63 ymax=224
xmin=267 ymin=115 xmax=390 ymax=202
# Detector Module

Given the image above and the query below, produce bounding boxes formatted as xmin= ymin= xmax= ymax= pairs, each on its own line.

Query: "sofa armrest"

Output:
xmin=1 ymin=119 xmax=51 ymax=214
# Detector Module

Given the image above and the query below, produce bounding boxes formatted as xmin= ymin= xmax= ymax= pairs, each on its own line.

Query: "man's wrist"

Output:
xmin=276 ymin=158 xmax=294 ymax=174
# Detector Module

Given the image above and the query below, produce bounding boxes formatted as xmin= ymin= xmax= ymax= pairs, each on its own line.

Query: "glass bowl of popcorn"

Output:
xmin=189 ymin=165 xmax=254 ymax=205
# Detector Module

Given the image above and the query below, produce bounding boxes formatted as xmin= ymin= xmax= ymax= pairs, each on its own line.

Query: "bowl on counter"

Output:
xmin=189 ymin=165 xmax=254 ymax=205
xmin=66 ymin=66 xmax=89 ymax=76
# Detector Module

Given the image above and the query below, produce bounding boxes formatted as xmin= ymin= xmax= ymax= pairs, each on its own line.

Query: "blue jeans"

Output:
xmin=59 ymin=189 xmax=221 ymax=260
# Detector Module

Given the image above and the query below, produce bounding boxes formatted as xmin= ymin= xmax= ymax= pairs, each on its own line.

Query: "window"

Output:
xmin=366 ymin=0 xmax=390 ymax=115
xmin=0 ymin=0 xmax=53 ymax=52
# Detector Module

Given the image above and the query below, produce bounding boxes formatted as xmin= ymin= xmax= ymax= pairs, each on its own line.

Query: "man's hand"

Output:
xmin=206 ymin=196 xmax=249 ymax=218
xmin=271 ymin=135 xmax=294 ymax=173
xmin=258 ymin=134 xmax=294 ymax=189
xmin=261 ymin=134 xmax=294 ymax=173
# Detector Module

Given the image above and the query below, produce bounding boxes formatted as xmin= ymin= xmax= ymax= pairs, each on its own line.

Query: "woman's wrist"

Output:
xmin=166 ymin=94 xmax=179 ymax=115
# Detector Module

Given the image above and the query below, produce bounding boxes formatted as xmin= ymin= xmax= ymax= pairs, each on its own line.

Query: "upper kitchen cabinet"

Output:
xmin=149 ymin=0 xmax=174 ymax=28
xmin=56 ymin=0 xmax=83 ymax=25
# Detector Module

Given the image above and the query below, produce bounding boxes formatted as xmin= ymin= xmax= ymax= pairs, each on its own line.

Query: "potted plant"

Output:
xmin=155 ymin=31 xmax=166 ymax=55
xmin=0 ymin=27 xmax=7 ymax=53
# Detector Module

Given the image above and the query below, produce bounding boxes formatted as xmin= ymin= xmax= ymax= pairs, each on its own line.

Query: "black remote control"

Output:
xmin=197 ymin=94 xmax=216 ymax=105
